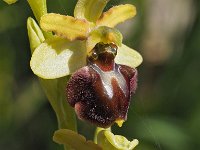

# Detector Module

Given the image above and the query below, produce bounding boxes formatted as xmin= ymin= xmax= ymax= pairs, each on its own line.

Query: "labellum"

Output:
xmin=66 ymin=43 xmax=137 ymax=128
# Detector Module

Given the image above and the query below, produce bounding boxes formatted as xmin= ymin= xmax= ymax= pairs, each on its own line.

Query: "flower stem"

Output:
xmin=39 ymin=77 xmax=77 ymax=150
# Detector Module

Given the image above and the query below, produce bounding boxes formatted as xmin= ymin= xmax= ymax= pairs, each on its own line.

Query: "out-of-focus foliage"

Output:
xmin=0 ymin=0 xmax=200 ymax=150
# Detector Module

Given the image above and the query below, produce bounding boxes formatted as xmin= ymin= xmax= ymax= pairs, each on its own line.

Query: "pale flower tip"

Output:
xmin=130 ymin=139 xmax=139 ymax=149
xmin=115 ymin=119 xmax=124 ymax=127
xmin=3 ymin=0 xmax=17 ymax=4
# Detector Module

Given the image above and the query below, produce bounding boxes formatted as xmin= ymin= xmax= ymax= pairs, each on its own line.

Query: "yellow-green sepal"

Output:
xmin=115 ymin=44 xmax=143 ymax=68
xmin=30 ymin=38 xmax=86 ymax=79
xmin=74 ymin=0 xmax=110 ymax=23
xmin=27 ymin=17 xmax=45 ymax=54
xmin=3 ymin=0 xmax=17 ymax=4
xmin=97 ymin=130 xmax=139 ymax=150
xmin=53 ymin=129 xmax=102 ymax=150
xmin=27 ymin=0 xmax=47 ymax=22
xmin=87 ymin=26 xmax=122 ymax=53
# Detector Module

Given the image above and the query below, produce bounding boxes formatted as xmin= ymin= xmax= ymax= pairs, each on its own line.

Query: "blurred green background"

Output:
xmin=0 ymin=0 xmax=200 ymax=149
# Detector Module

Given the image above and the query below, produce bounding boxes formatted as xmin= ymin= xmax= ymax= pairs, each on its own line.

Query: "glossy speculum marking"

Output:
xmin=66 ymin=43 xmax=137 ymax=128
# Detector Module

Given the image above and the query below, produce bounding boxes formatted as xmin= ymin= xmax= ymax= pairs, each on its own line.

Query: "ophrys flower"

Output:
xmin=29 ymin=0 xmax=142 ymax=128
xmin=67 ymin=43 xmax=137 ymax=127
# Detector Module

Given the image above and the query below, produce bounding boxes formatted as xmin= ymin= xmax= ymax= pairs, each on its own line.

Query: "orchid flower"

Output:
xmin=28 ymin=0 xmax=142 ymax=128
xmin=27 ymin=0 xmax=142 ymax=149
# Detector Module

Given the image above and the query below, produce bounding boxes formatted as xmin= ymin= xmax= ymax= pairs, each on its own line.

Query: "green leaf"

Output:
xmin=97 ymin=130 xmax=138 ymax=150
xmin=115 ymin=44 xmax=143 ymax=68
xmin=87 ymin=26 xmax=122 ymax=53
xmin=28 ymin=0 xmax=47 ymax=22
xmin=40 ymin=13 xmax=90 ymax=41
xmin=30 ymin=38 xmax=87 ymax=79
xmin=97 ymin=4 xmax=136 ymax=27
xmin=74 ymin=0 xmax=110 ymax=23
xmin=53 ymin=129 xmax=102 ymax=150
xmin=27 ymin=17 xmax=45 ymax=54
xmin=3 ymin=0 xmax=17 ymax=4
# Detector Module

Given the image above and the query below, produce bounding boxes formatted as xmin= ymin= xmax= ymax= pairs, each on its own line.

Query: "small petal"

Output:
xmin=97 ymin=130 xmax=139 ymax=150
xmin=3 ymin=0 xmax=17 ymax=4
xmin=30 ymin=38 xmax=86 ymax=79
xmin=97 ymin=4 xmax=136 ymax=27
xmin=27 ymin=17 xmax=45 ymax=54
xmin=40 ymin=13 xmax=90 ymax=41
xmin=53 ymin=129 xmax=102 ymax=150
xmin=115 ymin=44 xmax=143 ymax=68
xmin=74 ymin=0 xmax=110 ymax=23
xmin=87 ymin=26 xmax=122 ymax=53
xmin=28 ymin=0 xmax=47 ymax=22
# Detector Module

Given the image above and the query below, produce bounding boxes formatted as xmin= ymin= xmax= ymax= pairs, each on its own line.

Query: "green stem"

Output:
xmin=39 ymin=77 xmax=77 ymax=150
xmin=27 ymin=1 xmax=77 ymax=149
xmin=57 ymin=77 xmax=77 ymax=131
xmin=57 ymin=77 xmax=77 ymax=150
